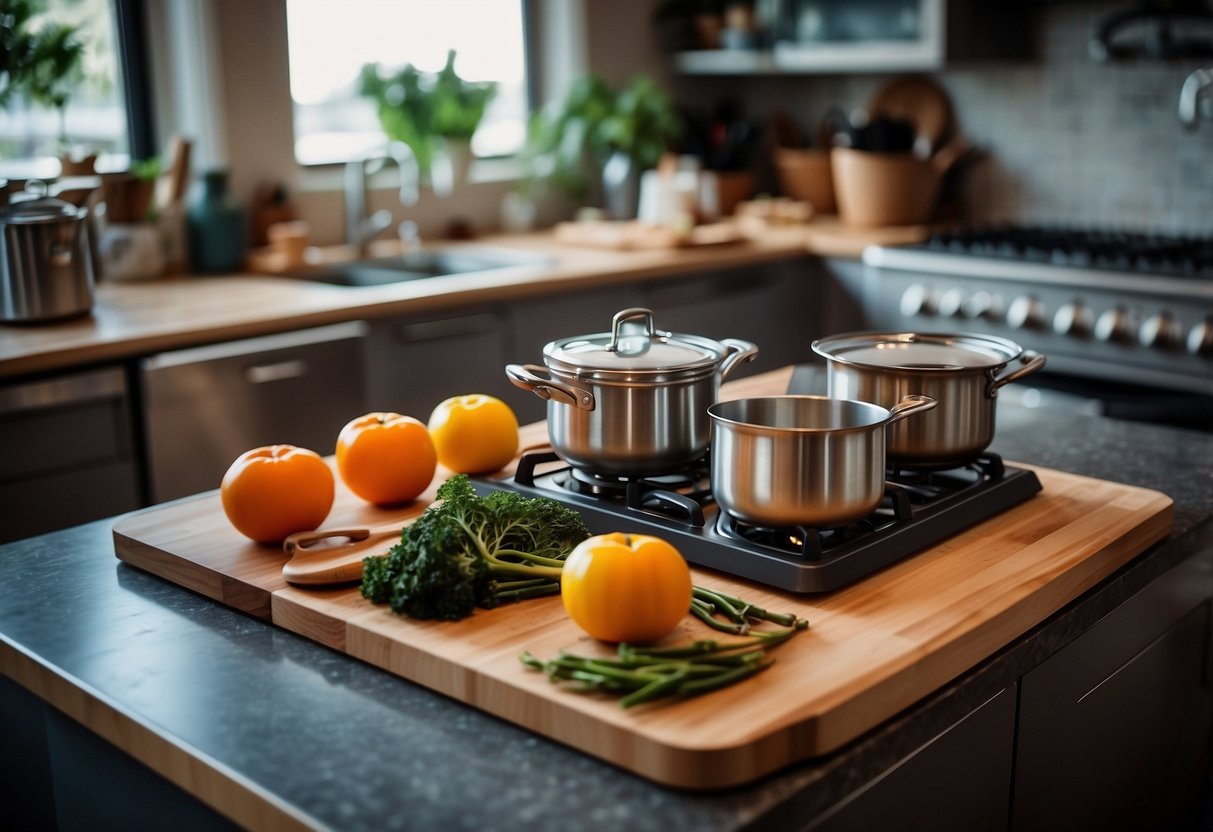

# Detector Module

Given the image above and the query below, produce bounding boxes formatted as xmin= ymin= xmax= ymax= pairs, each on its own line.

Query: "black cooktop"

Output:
xmin=472 ymin=450 xmax=1042 ymax=594
xmin=913 ymin=225 xmax=1213 ymax=279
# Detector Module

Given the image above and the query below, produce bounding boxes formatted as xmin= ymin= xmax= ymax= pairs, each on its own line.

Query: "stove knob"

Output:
xmin=959 ymin=291 xmax=1002 ymax=321
xmin=1006 ymin=295 xmax=1047 ymax=330
xmin=899 ymin=284 xmax=936 ymax=317
xmin=938 ymin=287 xmax=968 ymax=318
xmin=1139 ymin=311 xmax=1184 ymax=350
xmin=1094 ymin=307 xmax=1134 ymax=344
xmin=1187 ymin=316 xmax=1213 ymax=357
xmin=1053 ymin=301 xmax=1093 ymax=337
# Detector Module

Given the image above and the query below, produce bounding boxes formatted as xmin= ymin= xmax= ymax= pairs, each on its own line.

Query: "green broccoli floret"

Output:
xmin=360 ymin=474 xmax=590 ymax=620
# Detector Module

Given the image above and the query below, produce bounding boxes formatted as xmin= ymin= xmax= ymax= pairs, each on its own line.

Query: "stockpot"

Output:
xmin=0 ymin=181 xmax=96 ymax=323
xmin=812 ymin=332 xmax=1046 ymax=468
xmin=708 ymin=394 xmax=937 ymax=528
xmin=506 ymin=307 xmax=758 ymax=475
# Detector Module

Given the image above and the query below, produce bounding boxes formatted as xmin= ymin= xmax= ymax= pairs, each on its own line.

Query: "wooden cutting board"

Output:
xmin=111 ymin=373 xmax=1173 ymax=789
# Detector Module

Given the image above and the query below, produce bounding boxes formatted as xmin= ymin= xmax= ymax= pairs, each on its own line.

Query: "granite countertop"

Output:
xmin=2 ymin=388 xmax=1210 ymax=829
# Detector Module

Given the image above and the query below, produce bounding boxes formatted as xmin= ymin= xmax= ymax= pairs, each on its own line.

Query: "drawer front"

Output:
xmin=0 ymin=366 xmax=141 ymax=542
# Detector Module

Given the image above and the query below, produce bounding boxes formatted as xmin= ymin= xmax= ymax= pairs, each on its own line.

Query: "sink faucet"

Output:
xmin=344 ymin=142 xmax=420 ymax=257
xmin=1178 ymin=66 xmax=1213 ymax=128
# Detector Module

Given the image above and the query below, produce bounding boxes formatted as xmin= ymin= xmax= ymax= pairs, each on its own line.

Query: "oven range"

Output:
xmin=473 ymin=447 xmax=1041 ymax=594
xmin=862 ymin=226 xmax=1213 ymax=431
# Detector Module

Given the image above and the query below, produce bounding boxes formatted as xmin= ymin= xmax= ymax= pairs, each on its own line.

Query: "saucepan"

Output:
xmin=507 ymin=307 xmax=758 ymax=475
xmin=708 ymin=394 xmax=937 ymax=528
xmin=812 ymin=331 xmax=1046 ymax=468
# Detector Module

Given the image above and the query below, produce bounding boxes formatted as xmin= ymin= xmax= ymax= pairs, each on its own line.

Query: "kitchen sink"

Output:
xmin=293 ymin=246 xmax=552 ymax=287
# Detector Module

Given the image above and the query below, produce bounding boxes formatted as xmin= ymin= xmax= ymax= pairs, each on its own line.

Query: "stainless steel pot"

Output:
xmin=708 ymin=394 xmax=937 ymax=528
xmin=812 ymin=332 xmax=1046 ymax=468
xmin=506 ymin=307 xmax=758 ymax=475
xmin=0 ymin=181 xmax=96 ymax=323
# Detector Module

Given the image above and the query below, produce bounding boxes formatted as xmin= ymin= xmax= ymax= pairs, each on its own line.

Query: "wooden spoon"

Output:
xmin=281 ymin=520 xmax=415 ymax=586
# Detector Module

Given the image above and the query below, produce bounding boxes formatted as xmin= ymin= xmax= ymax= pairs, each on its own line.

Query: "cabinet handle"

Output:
xmin=245 ymin=359 xmax=308 ymax=384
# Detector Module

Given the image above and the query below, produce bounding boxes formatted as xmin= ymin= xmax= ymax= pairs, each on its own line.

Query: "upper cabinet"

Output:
xmin=668 ymin=0 xmax=1031 ymax=75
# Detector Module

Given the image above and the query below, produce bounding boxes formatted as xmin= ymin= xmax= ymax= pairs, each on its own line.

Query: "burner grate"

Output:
xmin=920 ymin=225 xmax=1213 ymax=278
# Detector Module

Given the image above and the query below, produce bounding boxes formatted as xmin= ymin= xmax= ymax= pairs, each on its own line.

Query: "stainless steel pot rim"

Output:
xmin=708 ymin=395 xmax=899 ymax=433
xmin=811 ymin=331 xmax=1025 ymax=371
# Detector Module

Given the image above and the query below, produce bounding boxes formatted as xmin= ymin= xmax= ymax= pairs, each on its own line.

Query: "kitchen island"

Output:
xmin=2 ymin=370 xmax=1211 ymax=830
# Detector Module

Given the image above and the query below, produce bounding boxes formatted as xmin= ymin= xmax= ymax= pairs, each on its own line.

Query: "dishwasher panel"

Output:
xmin=0 ymin=366 xmax=142 ymax=543
xmin=142 ymin=322 xmax=368 ymax=503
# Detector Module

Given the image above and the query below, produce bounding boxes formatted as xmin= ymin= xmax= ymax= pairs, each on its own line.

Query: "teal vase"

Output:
xmin=187 ymin=170 xmax=248 ymax=273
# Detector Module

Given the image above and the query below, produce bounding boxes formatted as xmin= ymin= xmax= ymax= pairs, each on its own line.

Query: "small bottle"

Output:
xmin=187 ymin=169 xmax=248 ymax=273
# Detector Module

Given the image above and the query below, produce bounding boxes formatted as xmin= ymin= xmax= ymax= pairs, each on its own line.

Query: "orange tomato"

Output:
xmin=220 ymin=445 xmax=334 ymax=543
xmin=561 ymin=532 xmax=693 ymax=644
xmin=335 ymin=412 xmax=437 ymax=505
xmin=427 ymin=394 xmax=519 ymax=474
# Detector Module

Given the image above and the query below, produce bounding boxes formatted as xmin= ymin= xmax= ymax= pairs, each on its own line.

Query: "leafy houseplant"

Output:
xmin=0 ymin=0 xmax=85 ymax=145
xmin=523 ymin=73 xmax=681 ymax=216
xmin=358 ymin=49 xmax=497 ymax=178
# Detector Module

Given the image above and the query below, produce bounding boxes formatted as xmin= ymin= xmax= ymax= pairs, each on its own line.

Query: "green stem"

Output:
xmin=692 ymin=586 xmax=748 ymax=624
xmin=620 ymin=668 xmax=688 ymax=709
xmin=689 ymin=600 xmax=750 ymax=635
xmin=489 ymin=548 xmax=570 ymax=571
xmin=496 ymin=582 xmax=561 ymax=602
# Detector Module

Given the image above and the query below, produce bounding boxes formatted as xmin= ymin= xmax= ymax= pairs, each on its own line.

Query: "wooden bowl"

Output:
xmin=830 ymin=147 xmax=943 ymax=228
xmin=774 ymin=148 xmax=836 ymax=215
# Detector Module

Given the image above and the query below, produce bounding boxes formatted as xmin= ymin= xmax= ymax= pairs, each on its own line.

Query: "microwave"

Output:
xmin=768 ymin=0 xmax=1028 ymax=73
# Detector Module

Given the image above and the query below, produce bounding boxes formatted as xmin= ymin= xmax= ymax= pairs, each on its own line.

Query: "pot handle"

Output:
xmin=885 ymin=394 xmax=937 ymax=426
xmin=987 ymin=350 xmax=1047 ymax=397
xmin=505 ymin=364 xmax=595 ymax=411
xmin=718 ymin=338 xmax=760 ymax=379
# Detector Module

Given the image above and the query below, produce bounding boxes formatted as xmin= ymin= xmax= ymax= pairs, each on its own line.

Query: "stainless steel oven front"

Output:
xmin=860 ymin=228 xmax=1213 ymax=432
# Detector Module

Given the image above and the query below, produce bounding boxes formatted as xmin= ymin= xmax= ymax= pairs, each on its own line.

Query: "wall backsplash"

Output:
xmin=673 ymin=3 xmax=1213 ymax=235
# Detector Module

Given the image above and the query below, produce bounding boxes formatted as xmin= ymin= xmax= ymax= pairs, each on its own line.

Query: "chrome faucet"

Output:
xmin=344 ymin=142 xmax=420 ymax=257
xmin=1178 ymin=66 xmax=1213 ymax=128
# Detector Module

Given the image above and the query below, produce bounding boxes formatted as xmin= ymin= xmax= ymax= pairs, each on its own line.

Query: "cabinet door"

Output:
xmin=0 ymin=367 xmax=141 ymax=542
xmin=1012 ymin=551 xmax=1213 ymax=831
xmin=366 ymin=309 xmax=515 ymax=420
xmin=142 ymin=323 xmax=368 ymax=502
xmin=810 ymin=685 xmax=1016 ymax=831
xmin=638 ymin=260 xmax=817 ymax=377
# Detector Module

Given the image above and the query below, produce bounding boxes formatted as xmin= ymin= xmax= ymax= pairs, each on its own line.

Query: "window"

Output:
xmin=0 ymin=0 xmax=130 ymax=179
xmin=285 ymin=0 xmax=529 ymax=167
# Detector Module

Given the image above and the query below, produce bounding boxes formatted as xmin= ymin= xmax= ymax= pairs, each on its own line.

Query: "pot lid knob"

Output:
xmin=606 ymin=307 xmax=666 ymax=354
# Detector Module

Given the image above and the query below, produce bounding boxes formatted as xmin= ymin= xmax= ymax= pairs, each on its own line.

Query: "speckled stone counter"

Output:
xmin=1 ymin=401 xmax=1210 ymax=830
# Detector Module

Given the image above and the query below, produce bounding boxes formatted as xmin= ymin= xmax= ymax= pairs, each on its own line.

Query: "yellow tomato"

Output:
xmin=561 ymin=532 xmax=692 ymax=644
xmin=220 ymin=445 xmax=334 ymax=543
xmin=427 ymin=394 xmax=519 ymax=474
xmin=336 ymin=412 xmax=437 ymax=505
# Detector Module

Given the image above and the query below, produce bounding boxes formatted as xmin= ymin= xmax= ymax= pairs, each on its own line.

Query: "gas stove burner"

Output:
xmin=919 ymin=224 xmax=1213 ymax=278
xmin=477 ymin=450 xmax=1043 ymax=594
xmin=516 ymin=449 xmax=711 ymax=527
xmin=887 ymin=454 xmax=1005 ymax=487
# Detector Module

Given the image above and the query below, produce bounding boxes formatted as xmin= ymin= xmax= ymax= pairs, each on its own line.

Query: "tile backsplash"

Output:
xmin=675 ymin=3 xmax=1213 ymax=235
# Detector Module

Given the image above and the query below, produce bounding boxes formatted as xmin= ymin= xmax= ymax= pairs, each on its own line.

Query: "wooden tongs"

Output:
xmin=281 ymin=520 xmax=416 ymax=586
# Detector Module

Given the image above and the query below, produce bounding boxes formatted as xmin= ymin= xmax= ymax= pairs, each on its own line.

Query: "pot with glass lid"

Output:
xmin=506 ymin=307 xmax=758 ymax=475
xmin=812 ymin=331 xmax=1046 ymax=468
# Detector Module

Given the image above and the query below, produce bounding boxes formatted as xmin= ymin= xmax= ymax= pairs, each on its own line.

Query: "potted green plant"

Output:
xmin=1 ymin=1 xmax=87 ymax=168
xmin=522 ymin=73 xmax=681 ymax=219
xmin=358 ymin=49 xmax=496 ymax=190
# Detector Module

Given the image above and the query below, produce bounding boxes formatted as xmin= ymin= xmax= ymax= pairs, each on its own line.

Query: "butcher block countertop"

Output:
xmin=2 ymin=369 xmax=1211 ymax=830
xmin=0 ymin=220 xmax=920 ymax=382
